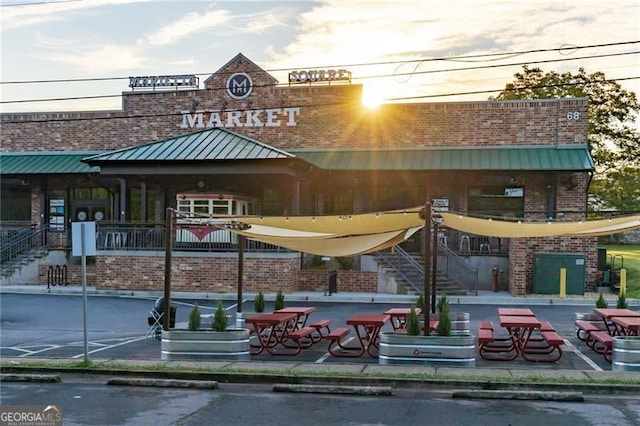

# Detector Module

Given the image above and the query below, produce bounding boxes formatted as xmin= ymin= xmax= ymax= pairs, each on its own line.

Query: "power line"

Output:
xmin=1 ymin=40 xmax=638 ymax=85
xmin=2 ymin=77 xmax=637 ymax=125
xmin=2 ymin=51 xmax=639 ymax=106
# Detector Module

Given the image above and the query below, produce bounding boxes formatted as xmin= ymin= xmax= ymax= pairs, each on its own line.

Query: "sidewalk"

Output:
xmin=1 ymin=283 xmax=635 ymax=307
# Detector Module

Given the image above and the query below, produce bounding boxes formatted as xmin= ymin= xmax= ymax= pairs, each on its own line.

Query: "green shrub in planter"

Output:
xmin=596 ymin=292 xmax=608 ymax=308
xmin=415 ymin=293 xmax=425 ymax=312
xmin=274 ymin=290 xmax=285 ymax=311
xmin=405 ymin=307 xmax=420 ymax=336
xmin=254 ymin=291 xmax=265 ymax=313
xmin=436 ymin=295 xmax=452 ymax=337
xmin=617 ymin=291 xmax=628 ymax=309
xmin=188 ymin=302 xmax=201 ymax=331
xmin=212 ymin=301 xmax=228 ymax=332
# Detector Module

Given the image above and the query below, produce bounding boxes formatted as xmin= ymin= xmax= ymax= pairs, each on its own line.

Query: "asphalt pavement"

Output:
xmin=1 ymin=284 xmax=639 ymax=394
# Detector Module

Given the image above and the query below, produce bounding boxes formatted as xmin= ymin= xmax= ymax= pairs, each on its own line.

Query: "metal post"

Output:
xmin=423 ymin=202 xmax=431 ymax=336
xmin=80 ymin=223 xmax=89 ymax=363
xmin=431 ymin=219 xmax=438 ymax=314
xmin=163 ymin=208 xmax=174 ymax=331
xmin=237 ymin=235 xmax=245 ymax=314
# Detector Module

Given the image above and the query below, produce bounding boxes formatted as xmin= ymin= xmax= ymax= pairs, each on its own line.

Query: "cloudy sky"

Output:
xmin=1 ymin=0 xmax=639 ymax=112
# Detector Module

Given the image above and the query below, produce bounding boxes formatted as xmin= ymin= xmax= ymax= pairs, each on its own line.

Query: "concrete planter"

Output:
xmin=161 ymin=328 xmax=250 ymax=361
xmin=612 ymin=336 xmax=640 ymax=372
xmin=378 ymin=332 xmax=476 ymax=366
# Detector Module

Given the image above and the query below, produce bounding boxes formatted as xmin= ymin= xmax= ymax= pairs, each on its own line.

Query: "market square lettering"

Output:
xmin=180 ymin=108 xmax=301 ymax=129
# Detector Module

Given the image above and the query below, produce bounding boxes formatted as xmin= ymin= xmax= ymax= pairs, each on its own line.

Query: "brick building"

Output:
xmin=0 ymin=53 xmax=597 ymax=296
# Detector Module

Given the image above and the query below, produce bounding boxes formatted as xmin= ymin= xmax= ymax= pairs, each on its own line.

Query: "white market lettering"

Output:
xmin=180 ymin=108 xmax=301 ymax=129
xmin=129 ymin=75 xmax=198 ymax=88
xmin=288 ymin=69 xmax=351 ymax=84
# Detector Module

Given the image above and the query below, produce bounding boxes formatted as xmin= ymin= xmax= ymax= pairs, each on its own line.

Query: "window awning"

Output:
xmin=0 ymin=151 xmax=104 ymax=174
xmin=289 ymin=145 xmax=594 ymax=171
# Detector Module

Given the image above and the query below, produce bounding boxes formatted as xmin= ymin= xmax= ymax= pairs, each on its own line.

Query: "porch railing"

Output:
xmin=95 ymin=222 xmax=289 ymax=253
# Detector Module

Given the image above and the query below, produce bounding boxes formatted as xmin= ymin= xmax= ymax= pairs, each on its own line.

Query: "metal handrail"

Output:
xmin=0 ymin=224 xmax=48 ymax=265
xmin=375 ymin=247 xmax=423 ymax=294
xmin=436 ymin=241 xmax=479 ymax=295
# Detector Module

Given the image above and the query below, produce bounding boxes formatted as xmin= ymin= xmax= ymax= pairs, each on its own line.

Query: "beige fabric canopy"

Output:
xmin=187 ymin=206 xmax=639 ymax=256
xmin=207 ymin=207 xmax=425 ymax=256
xmin=440 ymin=212 xmax=640 ymax=238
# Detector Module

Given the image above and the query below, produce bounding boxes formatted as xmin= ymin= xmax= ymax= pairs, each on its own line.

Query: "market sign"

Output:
xmin=129 ymin=74 xmax=198 ymax=89
xmin=288 ymin=69 xmax=351 ymax=85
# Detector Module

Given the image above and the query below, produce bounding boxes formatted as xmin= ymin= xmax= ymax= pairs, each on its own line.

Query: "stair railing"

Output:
xmin=0 ymin=224 xmax=48 ymax=269
xmin=375 ymin=246 xmax=424 ymax=294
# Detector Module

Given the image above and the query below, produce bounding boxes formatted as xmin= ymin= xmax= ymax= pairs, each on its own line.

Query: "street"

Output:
xmin=1 ymin=374 xmax=639 ymax=425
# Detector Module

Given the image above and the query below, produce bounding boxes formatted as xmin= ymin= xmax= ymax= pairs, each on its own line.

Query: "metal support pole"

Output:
xmin=237 ymin=235 xmax=245 ymax=314
xmin=163 ymin=208 xmax=174 ymax=331
xmin=431 ymin=219 xmax=438 ymax=314
xmin=422 ymin=202 xmax=431 ymax=336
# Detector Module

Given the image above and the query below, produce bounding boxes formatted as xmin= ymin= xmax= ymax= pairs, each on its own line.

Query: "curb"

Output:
xmin=452 ymin=389 xmax=584 ymax=401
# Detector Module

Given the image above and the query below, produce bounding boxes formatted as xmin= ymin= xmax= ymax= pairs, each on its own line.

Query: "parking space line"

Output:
xmin=563 ymin=339 xmax=603 ymax=371
xmin=316 ymin=336 xmax=357 ymax=363
xmin=71 ymin=336 xmax=148 ymax=359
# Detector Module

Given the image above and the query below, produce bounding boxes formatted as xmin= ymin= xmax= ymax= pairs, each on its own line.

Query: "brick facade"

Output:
xmin=3 ymin=54 xmax=593 ymax=296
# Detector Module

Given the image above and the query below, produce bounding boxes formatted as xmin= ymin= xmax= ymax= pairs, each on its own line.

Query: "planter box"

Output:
xmin=161 ymin=328 xmax=250 ymax=361
xmin=378 ymin=332 xmax=476 ymax=367
xmin=613 ymin=336 xmax=640 ymax=372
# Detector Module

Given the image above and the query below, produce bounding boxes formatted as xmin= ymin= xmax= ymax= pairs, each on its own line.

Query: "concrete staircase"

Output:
xmin=375 ymin=249 xmax=468 ymax=296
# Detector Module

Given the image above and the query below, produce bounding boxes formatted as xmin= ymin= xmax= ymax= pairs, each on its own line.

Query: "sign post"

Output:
xmin=72 ymin=221 xmax=96 ymax=363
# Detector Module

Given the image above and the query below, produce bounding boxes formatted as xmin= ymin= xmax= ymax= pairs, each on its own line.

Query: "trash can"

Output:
xmin=328 ymin=270 xmax=338 ymax=295
xmin=148 ymin=297 xmax=176 ymax=328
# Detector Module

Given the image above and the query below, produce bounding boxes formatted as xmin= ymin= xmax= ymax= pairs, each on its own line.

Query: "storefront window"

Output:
xmin=468 ymin=186 xmax=524 ymax=218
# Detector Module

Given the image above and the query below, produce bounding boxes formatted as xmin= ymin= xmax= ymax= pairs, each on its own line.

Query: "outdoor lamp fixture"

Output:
xmin=225 ymin=221 xmax=251 ymax=231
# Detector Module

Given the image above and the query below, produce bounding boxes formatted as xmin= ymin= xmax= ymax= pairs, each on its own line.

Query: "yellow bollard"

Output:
xmin=620 ymin=268 xmax=627 ymax=294
xmin=559 ymin=267 xmax=566 ymax=299
xmin=391 ymin=245 xmax=396 ymax=254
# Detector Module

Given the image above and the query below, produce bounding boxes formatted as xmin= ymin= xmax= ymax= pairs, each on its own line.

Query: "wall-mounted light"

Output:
xmin=563 ymin=174 xmax=579 ymax=191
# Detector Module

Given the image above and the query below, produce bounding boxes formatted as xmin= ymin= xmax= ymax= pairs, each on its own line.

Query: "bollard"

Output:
xmin=620 ymin=268 xmax=627 ymax=293
xmin=559 ymin=267 xmax=566 ymax=299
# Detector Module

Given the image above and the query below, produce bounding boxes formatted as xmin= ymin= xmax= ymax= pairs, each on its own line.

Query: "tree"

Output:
xmin=493 ymin=66 xmax=640 ymax=214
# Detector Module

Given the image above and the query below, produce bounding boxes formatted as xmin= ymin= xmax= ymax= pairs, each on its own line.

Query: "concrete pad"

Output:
xmin=102 ymin=359 xmax=169 ymax=368
xmin=363 ymin=364 xmax=436 ymax=376
xmin=107 ymin=377 xmax=219 ymax=389
xmin=290 ymin=363 xmax=366 ymax=374
xmin=273 ymin=383 xmax=393 ymax=396
xmin=436 ymin=367 xmax=512 ymax=378
xmin=167 ymin=360 xmax=233 ymax=370
xmin=0 ymin=373 xmax=61 ymax=383
xmin=585 ymin=371 xmax=640 ymax=382
xmin=225 ymin=361 xmax=297 ymax=372
xmin=508 ymin=369 xmax=589 ymax=380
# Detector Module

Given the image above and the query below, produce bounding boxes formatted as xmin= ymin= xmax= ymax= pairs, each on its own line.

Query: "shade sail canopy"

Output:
xmin=440 ymin=212 xmax=640 ymax=238
xmin=180 ymin=206 xmax=639 ymax=256
xmin=184 ymin=207 xmax=426 ymax=256
xmin=224 ymin=226 xmax=423 ymax=256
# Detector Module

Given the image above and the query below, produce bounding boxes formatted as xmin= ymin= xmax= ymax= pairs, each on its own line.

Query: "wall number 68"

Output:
xmin=567 ymin=112 xmax=580 ymax=120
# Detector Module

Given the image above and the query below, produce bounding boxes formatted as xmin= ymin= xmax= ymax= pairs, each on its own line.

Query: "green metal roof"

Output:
xmin=0 ymin=151 xmax=104 ymax=174
xmin=83 ymin=127 xmax=293 ymax=164
xmin=289 ymin=145 xmax=594 ymax=171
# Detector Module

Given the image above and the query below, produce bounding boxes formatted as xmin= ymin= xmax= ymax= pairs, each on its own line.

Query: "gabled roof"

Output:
xmin=0 ymin=151 xmax=104 ymax=174
xmin=288 ymin=145 xmax=594 ymax=171
xmin=83 ymin=128 xmax=293 ymax=164
xmin=203 ymin=53 xmax=278 ymax=88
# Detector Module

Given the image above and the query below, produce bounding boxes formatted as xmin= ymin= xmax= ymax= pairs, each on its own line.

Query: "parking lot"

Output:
xmin=0 ymin=292 xmax=616 ymax=371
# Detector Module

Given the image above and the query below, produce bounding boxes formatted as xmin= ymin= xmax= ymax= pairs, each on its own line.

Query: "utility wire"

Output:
xmin=1 ymin=40 xmax=638 ymax=85
xmin=3 ymin=77 xmax=637 ymax=125
xmin=2 ymin=51 xmax=639 ymax=106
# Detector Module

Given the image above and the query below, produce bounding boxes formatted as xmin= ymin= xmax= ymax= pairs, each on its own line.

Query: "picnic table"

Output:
xmin=498 ymin=308 xmax=535 ymax=316
xmin=593 ymin=308 xmax=640 ymax=335
xmin=384 ymin=308 xmax=421 ymax=330
xmin=245 ymin=312 xmax=300 ymax=355
xmin=275 ymin=306 xmax=317 ymax=329
xmin=611 ymin=316 xmax=640 ymax=336
xmin=328 ymin=314 xmax=390 ymax=358
xmin=498 ymin=315 xmax=563 ymax=362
